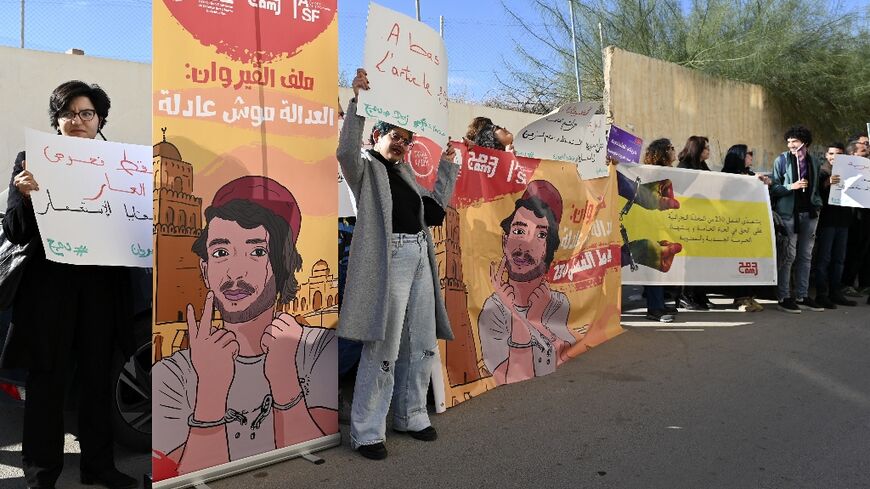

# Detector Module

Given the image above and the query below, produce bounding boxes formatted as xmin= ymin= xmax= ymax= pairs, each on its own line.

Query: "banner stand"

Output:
xmin=152 ymin=434 xmax=340 ymax=489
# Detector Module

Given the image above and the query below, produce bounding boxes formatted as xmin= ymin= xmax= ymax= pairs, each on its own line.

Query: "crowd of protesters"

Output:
xmin=633 ymin=127 xmax=870 ymax=323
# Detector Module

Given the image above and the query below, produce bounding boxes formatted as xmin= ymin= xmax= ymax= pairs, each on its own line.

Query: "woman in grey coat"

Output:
xmin=336 ymin=69 xmax=459 ymax=460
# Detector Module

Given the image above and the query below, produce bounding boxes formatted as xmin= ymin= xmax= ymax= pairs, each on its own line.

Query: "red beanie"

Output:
xmin=211 ymin=176 xmax=302 ymax=244
xmin=521 ymin=180 xmax=563 ymax=224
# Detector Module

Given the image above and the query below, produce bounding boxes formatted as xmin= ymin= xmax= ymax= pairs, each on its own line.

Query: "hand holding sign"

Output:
xmin=13 ymin=160 xmax=39 ymax=196
xmin=352 ymin=68 xmax=370 ymax=98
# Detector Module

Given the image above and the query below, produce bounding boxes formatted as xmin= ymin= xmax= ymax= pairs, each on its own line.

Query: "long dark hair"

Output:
xmin=677 ymin=136 xmax=709 ymax=170
xmin=49 ymin=80 xmax=111 ymax=140
xmin=722 ymin=144 xmax=751 ymax=174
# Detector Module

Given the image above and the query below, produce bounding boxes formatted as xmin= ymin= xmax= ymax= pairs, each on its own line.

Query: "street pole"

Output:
xmin=415 ymin=0 xmax=421 ymax=21
xmin=568 ymin=0 xmax=582 ymax=101
xmin=20 ymin=0 xmax=25 ymax=48
xmin=439 ymin=15 xmax=444 ymax=37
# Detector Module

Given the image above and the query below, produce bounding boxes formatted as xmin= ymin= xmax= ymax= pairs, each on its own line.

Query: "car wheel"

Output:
xmin=110 ymin=313 xmax=151 ymax=452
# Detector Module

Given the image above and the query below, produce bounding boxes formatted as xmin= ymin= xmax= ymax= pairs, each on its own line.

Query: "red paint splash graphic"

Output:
xmin=164 ymin=0 xmax=335 ymax=64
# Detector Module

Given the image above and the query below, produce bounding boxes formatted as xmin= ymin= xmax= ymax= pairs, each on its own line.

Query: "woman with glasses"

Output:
xmin=336 ymin=69 xmax=459 ymax=460
xmin=1 ymin=81 xmax=136 ymax=489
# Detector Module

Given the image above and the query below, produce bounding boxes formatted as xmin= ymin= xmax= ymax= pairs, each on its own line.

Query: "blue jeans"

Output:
xmin=645 ymin=286 xmax=665 ymax=312
xmin=813 ymin=226 xmax=848 ymax=296
xmin=350 ymin=232 xmax=437 ymax=448
xmin=777 ymin=212 xmax=818 ymax=300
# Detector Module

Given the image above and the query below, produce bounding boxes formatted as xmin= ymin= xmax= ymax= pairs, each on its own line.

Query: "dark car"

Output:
xmin=0 ymin=214 xmax=152 ymax=451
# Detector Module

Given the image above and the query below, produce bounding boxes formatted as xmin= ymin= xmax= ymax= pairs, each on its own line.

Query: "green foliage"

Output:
xmin=501 ymin=0 xmax=870 ymax=141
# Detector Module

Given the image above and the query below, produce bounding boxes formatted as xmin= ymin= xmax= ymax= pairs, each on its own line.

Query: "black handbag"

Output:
xmin=0 ymin=225 xmax=33 ymax=310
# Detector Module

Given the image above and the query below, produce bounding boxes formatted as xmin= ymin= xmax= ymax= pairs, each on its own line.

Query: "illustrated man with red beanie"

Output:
xmin=151 ymin=176 xmax=331 ymax=477
xmin=478 ymin=180 xmax=577 ymax=385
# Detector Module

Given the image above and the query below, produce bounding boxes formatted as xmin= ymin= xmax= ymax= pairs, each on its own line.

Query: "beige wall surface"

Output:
xmin=0 ymin=47 xmax=151 ymax=205
xmin=0 ymin=48 xmax=540 ymax=207
xmin=604 ymin=47 xmax=789 ymax=172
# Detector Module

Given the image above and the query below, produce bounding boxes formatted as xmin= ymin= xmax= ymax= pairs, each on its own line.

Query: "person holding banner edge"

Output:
xmin=337 ymin=68 xmax=459 ymax=460
xmin=1 ymin=81 xmax=136 ymax=489
xmin=769 ymin=125 xmax=825 ymax=313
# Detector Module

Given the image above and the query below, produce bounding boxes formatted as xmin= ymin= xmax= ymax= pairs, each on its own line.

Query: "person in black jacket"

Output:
xmin=1 ymin=81 xmax=136 ymax=489
xmin=813 ymin=142 xmax=856 ymax=308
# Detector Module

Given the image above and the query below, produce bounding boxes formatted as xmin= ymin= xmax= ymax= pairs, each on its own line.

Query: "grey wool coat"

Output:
xmin=336 ymin=99 xmax=459 ymax=342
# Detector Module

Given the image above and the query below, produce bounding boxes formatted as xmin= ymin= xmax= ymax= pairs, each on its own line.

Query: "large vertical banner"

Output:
xmin=152 ymin=1 xmax=339 ymax=485
xmin=428 ymin=144 xmax=624 ymax=408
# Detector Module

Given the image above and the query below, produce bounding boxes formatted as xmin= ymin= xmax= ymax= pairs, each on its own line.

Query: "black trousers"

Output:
xmin=21 ymin=278 xmax=117 ymax=488
xmin=842 ymin=209 xmax=870 ymax=288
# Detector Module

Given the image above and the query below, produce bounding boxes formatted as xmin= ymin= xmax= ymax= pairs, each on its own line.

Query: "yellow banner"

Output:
xmin=151 ymin=0 xmax=338 ymax=481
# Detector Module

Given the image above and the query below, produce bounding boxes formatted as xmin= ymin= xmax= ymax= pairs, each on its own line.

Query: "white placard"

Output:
xmin=25 ymin=129 xmax=153 ymax=267
xmin=513 ymin=102 xmax=609 ymax=180
xmin=338 ymin=168 xmax=357 ymax=217
xmin=828 ymin=154 xmax=870 ymax=208
xmin=358 ymin=2 xmax=449 ymax=148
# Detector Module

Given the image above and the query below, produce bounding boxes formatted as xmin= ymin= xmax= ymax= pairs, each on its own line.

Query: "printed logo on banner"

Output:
xmin=405 ymin=136 xmax=439 ymax=189
xmin=164 ymin=0 xmax=335 ymax=62
xmin=445 ymin=142 xmax=541 ymax=208
xmin=738 ymin=261 xmax=759 ymax=276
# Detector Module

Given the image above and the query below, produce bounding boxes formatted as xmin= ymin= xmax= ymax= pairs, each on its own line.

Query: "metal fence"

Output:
xmin=0 ymin=0 xmax=151 ymax=63
xmin=0 ymin=1 xmax=550 ymax=105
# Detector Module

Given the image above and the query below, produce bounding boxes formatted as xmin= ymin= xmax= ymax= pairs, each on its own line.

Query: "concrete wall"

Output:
xmin=0 ymin=47 xmax=151 ymax=204
xmin=604 ymin=47 xmax=789 ymax=171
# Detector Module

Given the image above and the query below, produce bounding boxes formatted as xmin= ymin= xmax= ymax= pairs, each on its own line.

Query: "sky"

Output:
xmin=0 ymin=0 xmax=544 ymax=101
xmin=0 ymin=0 xmax=866 ymax=101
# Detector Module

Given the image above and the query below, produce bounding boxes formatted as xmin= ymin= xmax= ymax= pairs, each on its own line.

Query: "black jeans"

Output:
xmin=22 ymin=292 xmax=117 ymax=488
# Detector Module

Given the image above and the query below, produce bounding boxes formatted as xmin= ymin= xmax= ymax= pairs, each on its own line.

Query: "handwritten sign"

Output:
xmin=828 ymin=154 xmax=870 ymax=209
xmin=25 ymin=129 xmax=153 ymax=267
xmin=606 ymin=125 xmax=643 ymax=164
xmin=513 ymin=102 xmax=609 ymax=180
xmin=359 ymin=2 xmax=449 ymax=148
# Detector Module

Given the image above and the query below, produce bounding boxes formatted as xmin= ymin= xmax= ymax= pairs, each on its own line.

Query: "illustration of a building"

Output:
xmin=285 ymin=259 xmax=340 ymax=328
xmin=433 ymin=206 xmax=485 ymax=387
xmin=153 ymin=130 xmax=206 ymax=325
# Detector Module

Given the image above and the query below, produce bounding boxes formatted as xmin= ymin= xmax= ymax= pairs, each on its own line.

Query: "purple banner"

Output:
xmin=607 ymin=125 xmax=643 ymax=164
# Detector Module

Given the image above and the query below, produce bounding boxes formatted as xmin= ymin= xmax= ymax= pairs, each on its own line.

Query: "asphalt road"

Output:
xmin=1 ymin=291 xmax=868 ymax=489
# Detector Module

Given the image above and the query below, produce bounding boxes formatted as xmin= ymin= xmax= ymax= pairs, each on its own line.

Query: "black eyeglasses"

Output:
xmin=388 ymin=131 xmax=413 ymax=146
xmin=58 ymin=109 xmax=97 ymax=122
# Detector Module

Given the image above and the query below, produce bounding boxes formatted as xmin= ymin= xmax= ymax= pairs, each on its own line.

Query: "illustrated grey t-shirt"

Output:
xmin=478 ymin=290 xmax=574 ymax=378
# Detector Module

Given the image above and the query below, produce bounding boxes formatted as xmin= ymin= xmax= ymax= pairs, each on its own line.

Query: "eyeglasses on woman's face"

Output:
xmin=58 ymin=109 xmax=97 ymax=122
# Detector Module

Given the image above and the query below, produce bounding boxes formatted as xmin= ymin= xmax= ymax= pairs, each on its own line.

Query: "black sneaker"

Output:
xmin=394 ymin=425 xmax=438 ymax=441
xmin=679 ymin=296 xmax=708 ymax=311
xmin=645 ymin=310 xmax=675 ymax=323
xmin=777 ymin=298 xmax=801 ymax=314
xmin=815 ymin=295 xmax=837 ymax=309
xmin=664 ymin=305 xmax=679 ymax=314
xmin=831 ymin=294 xmax=857 ymax=306
xmin=357 ymin=442 xmax=388 ymax=460
xmin=796 ymin=297 xmax=825 ymax=312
